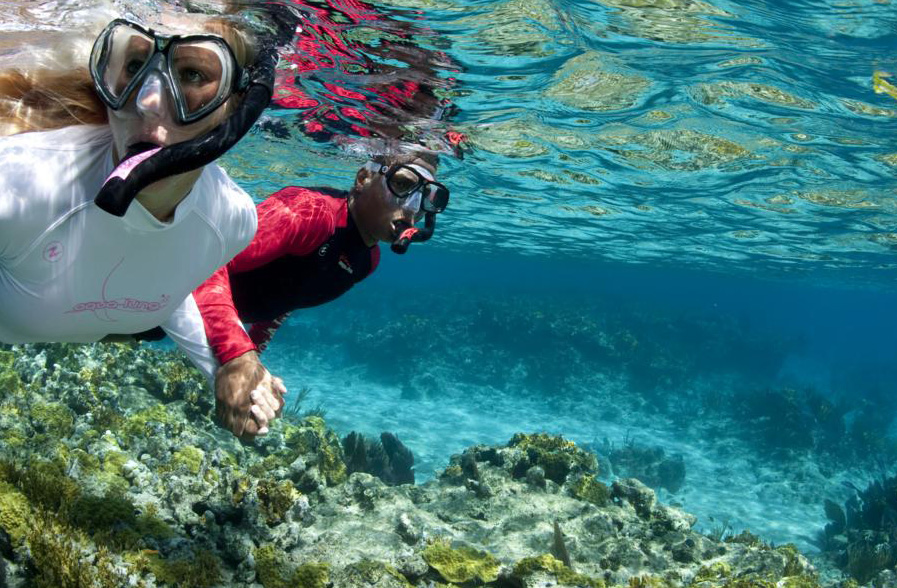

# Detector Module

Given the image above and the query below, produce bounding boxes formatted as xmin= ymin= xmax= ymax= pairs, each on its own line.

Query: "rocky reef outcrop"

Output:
xmin=0 ymin=343 xmax=839 ymax=588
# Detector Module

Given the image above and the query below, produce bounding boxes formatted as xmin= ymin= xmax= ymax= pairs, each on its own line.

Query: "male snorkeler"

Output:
xmin=139 ymin=149 xmax=449 ymax=439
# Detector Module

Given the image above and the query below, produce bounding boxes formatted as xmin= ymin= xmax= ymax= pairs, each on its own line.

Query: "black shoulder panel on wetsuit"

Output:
xmin=230 ymin=194 xmax=376 ymax=323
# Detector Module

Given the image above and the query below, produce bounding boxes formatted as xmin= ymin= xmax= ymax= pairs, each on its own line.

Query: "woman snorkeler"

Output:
xmin=0 ymin=1 xmax=296 ymax=438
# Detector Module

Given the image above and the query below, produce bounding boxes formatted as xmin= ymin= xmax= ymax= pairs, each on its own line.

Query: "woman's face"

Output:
xmin=106 ymin=15 xmax=238 ymax=166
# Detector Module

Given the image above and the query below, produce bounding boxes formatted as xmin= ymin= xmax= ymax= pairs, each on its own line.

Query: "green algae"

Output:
xmin=510 ymin=432 xmax=598 ymax=484
xmin=0 ymin=349 xmax=25 ymax=398
xmin=30 ymin=401 xmax=75 ymax=436
xmin=512 ymin=554 xmax=604 ymax=587
xmin=255 ymin=545 xmax=294 ymax=588
xmin=0 ymin=459 xmax=80 ymax=514
xmin=254 ymin=545 xmax=330 ymax=588
xmin=0 ymin=481 xmax=31 ymax=544
xmin=144 ymin=549 xmax=222 ymax=588
xmin=421 ymin=539 xmax=501 ymax=584
xmin=26 ymin=512 xmax=137 ymax=588
xmin=341 ymin=559 xmax=413 ymax=588
xmin=123 ymin=404 xmax=182 ymax=437
xmin=439 ymin=463 xmax=465 ymax=484
xmin=170 ymin=445 xmax=205 ymax=475
xmin=694 ymin=562 xmax=732 ymax=582
xmin=776 ymin=544 xmax=803 ymax=576
xmin=629 ymin=575 xmax=669 ymax=588
xmin=292 ymin=562 xmax=331 ymax=588
xmin=569 ymin=474 xmax=610 ymax=506
xmin=281 ymin=416 xmax=347 ymax=486
xmin=257 ymin=478 xmax=300 ymax=524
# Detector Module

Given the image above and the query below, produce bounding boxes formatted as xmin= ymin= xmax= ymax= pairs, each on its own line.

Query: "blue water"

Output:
xmin=221 ymin=0 xmax=897 ymax=551
xmin=8 ymin=0 xmax=891 ymax=555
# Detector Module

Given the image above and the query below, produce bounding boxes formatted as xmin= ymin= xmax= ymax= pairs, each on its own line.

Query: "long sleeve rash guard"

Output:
xmin=0 ymin=125 xmax=257 ymax=377
xmin=194 ymin=187 xmax=380 ymax=367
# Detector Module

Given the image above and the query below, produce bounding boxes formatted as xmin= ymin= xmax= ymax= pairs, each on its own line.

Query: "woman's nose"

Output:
xmin=135 ymin=72 xmax=169 ymax=119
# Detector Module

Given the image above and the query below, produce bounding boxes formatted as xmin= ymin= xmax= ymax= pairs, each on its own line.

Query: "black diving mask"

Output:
xmin=92 ymin=11 xmax=292 ymax=217
xmin=376 ymin=163 xmax=450 ymax=214
xmin=90 ymin=19 xmax=248 ymax=125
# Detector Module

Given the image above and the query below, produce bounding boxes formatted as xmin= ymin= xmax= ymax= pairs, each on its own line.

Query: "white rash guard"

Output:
xmin=0 ymin=125 xmax=257 ymax=381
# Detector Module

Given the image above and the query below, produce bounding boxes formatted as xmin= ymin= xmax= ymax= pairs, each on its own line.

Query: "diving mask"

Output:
xmin=371 ymin=162 xmax=450 ymax=215
xmin=90 ymin=18 xmax=247 ymax=124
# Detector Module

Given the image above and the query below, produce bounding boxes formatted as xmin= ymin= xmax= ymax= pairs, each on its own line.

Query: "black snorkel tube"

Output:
xmin=391 ymin=211 xmax=436 ymax=254
xmin=95 ymin=2 xmax=301 ymax=216
xmin=95 ymin=45 xmax=277 ymax=216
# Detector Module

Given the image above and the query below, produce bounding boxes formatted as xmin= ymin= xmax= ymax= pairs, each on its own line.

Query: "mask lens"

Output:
xmin=96 ymin=25 xmax=154 ymax=102
xmin=388 ymin=167 xmax=423 ymax=197
xmin=170 ymin=41 xmax=231 ymax=118
xmin=422 ymin=184 xmax=449 ymax=213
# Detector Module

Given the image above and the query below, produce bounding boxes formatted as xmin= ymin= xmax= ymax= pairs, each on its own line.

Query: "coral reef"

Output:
xmin=0 ymin=342 xmax=840 ymax=588
xmin=820 ymin=473 xmax=897 ymax=584
xmin=608 ymin=442 xmax=686 ymax=494
xmin=343 ymin=431 xmax=416 ymax=485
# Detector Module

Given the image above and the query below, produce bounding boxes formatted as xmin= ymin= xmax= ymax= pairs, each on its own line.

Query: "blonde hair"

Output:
xmin=0 ymin=10 xmax=258 ymax=137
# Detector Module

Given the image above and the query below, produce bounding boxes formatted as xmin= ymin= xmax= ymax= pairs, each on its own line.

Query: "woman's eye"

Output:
xmin=125 ymin=59 xmax=145 ymax=76
xmin=179 ymin=68 xmax=207 ymax=85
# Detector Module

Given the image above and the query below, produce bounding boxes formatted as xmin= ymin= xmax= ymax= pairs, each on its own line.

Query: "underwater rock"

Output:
xmin=608 ymin=443 xmax=686 ymax=494
xmin=611 ymin=477 xmax=657 ymax=519
xmin=820 ymin=473 xmax=897 ymax=584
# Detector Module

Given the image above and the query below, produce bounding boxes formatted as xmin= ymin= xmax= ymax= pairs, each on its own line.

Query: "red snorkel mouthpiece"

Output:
xmin=391 ymin=212 xmax=436 ymax=254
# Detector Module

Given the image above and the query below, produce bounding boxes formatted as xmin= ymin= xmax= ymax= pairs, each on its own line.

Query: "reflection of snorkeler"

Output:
xmin=268 ymin=0 xmax=461 ymax=145
xmin=873 ymin=71 xmax=897 ymax=102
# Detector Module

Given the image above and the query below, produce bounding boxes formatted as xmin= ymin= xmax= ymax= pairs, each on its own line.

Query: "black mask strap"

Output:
xmin=95 ymin=40 xmax=280 ymax=216
xmin=391 ymin=212 xmax=436 ymax=254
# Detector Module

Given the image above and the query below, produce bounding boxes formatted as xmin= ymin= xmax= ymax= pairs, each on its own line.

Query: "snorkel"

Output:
xmin=94 ymin=7 xmax=298 ymax=216
xmin=391 ymin=211 xmax=436 ymax=254
xmin=95 ymin=46 xmax=276 ymax=216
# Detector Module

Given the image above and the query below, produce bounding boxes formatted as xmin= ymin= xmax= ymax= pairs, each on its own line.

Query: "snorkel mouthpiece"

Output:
xmin=391 ymin=212 xmax=436 ymax=254
xmin=94 ymin=43 xmax=279 ymax=216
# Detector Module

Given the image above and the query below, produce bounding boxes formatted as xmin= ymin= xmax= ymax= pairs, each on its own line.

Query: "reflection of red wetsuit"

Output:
xmin=194 ymin=187 xmax=380 ymax=364
xmin=274 ymin=0 xmax=454 ymax=141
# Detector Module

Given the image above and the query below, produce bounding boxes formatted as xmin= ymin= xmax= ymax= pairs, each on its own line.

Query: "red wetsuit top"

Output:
xmin=194 ymin=186 xmax=380 ymax=365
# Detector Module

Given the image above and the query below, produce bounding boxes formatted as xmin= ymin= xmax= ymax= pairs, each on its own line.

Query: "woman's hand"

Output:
xmin=214 ymin=350 xmax=286 ymax=439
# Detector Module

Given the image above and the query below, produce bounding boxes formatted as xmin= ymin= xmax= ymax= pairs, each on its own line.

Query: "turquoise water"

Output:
xmin=229 ymin=0 xmax=897 ymax=287
xmin=3 ymin=0 xmax=896 ymax=566
xmin=219 ymin=0 xmax=897 ymax=552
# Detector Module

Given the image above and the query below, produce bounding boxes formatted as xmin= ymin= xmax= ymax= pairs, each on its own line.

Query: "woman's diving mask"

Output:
xmin=89 ymin=15 xmax=289 ymax=217
xmin=90 ymin=19 xmax=248 ymax=124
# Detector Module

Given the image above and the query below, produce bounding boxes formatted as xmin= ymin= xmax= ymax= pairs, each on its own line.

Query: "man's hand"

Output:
xmin=214 ymin=350 xmax=286 ymax=440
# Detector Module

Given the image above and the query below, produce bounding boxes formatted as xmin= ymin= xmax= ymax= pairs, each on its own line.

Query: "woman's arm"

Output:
xmin=160 ymin=294 xmax=219 ymax=382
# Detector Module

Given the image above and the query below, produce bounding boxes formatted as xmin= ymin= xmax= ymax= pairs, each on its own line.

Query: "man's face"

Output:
xmin=353 ymin=156 xmax=439 ymax=243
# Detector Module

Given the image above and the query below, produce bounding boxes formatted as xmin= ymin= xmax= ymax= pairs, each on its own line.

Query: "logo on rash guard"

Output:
xmin=43 ymin=241 xmax=64 ymax=262
xmin=66 ymin=258 xmax=170 ymax=319
xmin=68 ymin=294 xmax=171 ymax=314
xmin=338 ymin=254 xmax=353 ymax=274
